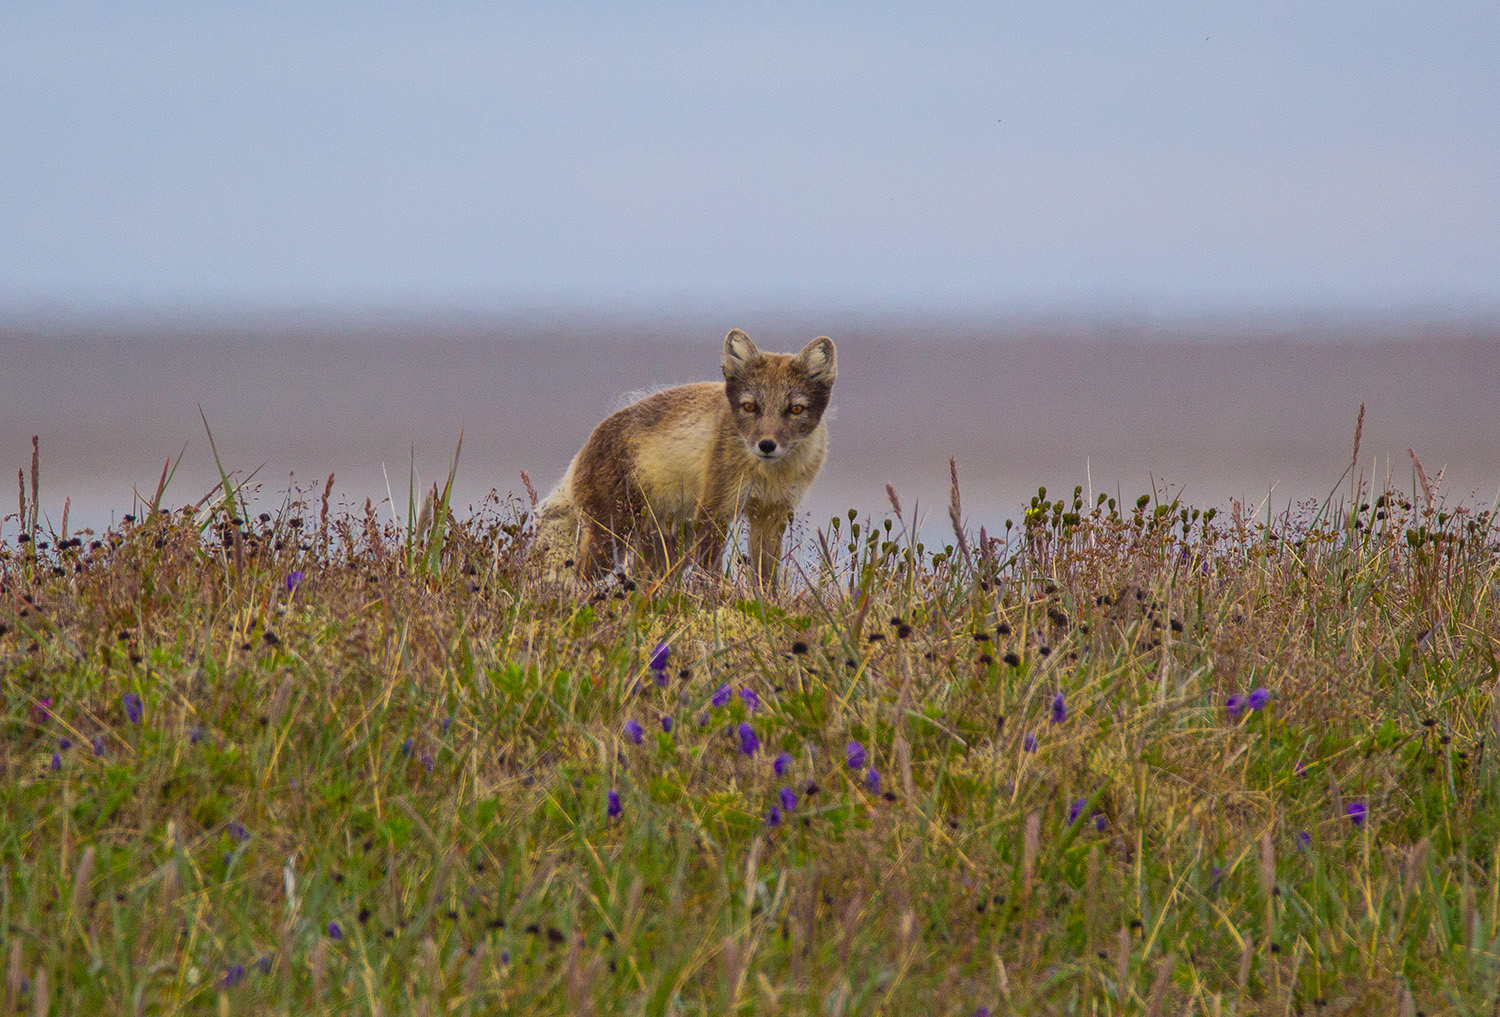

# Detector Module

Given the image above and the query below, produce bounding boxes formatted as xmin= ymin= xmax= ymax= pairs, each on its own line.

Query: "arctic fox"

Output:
xmin=534 ymin=329 xmax=836 ymax=590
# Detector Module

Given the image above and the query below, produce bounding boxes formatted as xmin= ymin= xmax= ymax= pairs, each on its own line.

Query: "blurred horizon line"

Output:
xmin=5 ymin=297 xmax=1500 ymax=344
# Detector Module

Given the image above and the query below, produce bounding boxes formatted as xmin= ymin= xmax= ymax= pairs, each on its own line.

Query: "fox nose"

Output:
xmin=757 ymin=439 xmax=778 ymax=455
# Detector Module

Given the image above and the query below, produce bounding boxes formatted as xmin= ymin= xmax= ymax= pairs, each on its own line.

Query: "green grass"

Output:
xmin=3 ymin=464 xmax=1499 ymax=1015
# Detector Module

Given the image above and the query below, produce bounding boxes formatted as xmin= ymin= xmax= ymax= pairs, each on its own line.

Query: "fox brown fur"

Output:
xmin=534 ymin=329 xmax=836 ymax=589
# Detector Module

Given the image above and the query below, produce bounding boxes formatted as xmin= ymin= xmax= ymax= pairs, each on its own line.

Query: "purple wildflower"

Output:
xmin=623 ymin=720 xmax=644 ymax=745
xmin=1093 ymin=812 xmax=1107 ymax=832
xmin=1248 ymin=687 xmax=1271 ymax=711
xmin=441 ymin=716 xmax=453 ymax=734
xmin=865 ymin=768 xmax=881 ymax=793
xmin=654 ymin=668 xmax=669 ymax=688
xmin=400 ymin=738 xmax=413 ymax=756
xmin=420 ymin=752 xmax=434 ymax=773
xmin=49 ymin=753 xmax=61 ymax=771
xmin=1346 ymin=801 xmax=1368 ymax=827
xmin=223 ymin=964 xmax=245 ymax=989
xmin=284 ymin=570 xmax=305 ymax=592
xmin=607 ymin=789 xmax=622 ymax=818
xmin=1225 ymin=694 xmax=1246 ymax=719
xmin=227 ymin=822 xmax=250 ymax=842
xmin=846 ymin=741 xmax=866 ymax=769
xmin=1050 ymin=692 xmax=1067 ymax=725
xmin=649 ymin=642 xmax=670 ymax=672
xmin=1067 ymin=799 xmax=1086 ymax=826
xmin=975 ymin=1009 xmax=992 ymax=1017
xmin=327 ymin=922 xmax=343 ymax=940
xmin=711 ymin=684 xmax=732 ymax=708
xmin=32 ymin=697 xmax=53 ymax=723
xmin=779 ymin=786 xmax=798 ymax=811
xmin=1022 ymin=732 xmax=1038 ymax=754
xmin=773 ymin=752 xmax=793 ymax=777
xmin=1294 ymin=759 xmax=1307 ymax=776
xmin=737 ymin=687 xmax=761 ymax=712
xmin=659 ymin=715 xmax=673 ymax=733
xmin=765 ymin=805 xmax=782 ymax=827
xmin=58 ymin=737 xmax=72 ymax=751
xmin=255 ymin=955 xmax=272 ymax=975
xmin=92 ymin=736 xmax=106 ymax=756
xmin=737 ymin=722 xmax=761 ymax=756
xmin=1297 ymin=831 xmax=1312 ymax=850
xmin=122 ymin=692 xmax=143 ymax=724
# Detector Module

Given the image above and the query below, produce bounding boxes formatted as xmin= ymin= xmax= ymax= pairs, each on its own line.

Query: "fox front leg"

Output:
xmin=689 ymin=514 xmax=731 ymax=580
xmin=746 ymin=502 xmax=789 ymax=594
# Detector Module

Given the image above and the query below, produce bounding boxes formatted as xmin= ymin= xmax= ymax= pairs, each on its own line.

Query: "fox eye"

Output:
xmin=740 ymin=401 xmax=758 ymax=414
xmin=786 ymin=404 xmax=806 ymax=416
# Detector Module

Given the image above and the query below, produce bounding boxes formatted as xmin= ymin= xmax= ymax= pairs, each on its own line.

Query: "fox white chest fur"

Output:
xmin=534 ymin=330 xmax=836 ymax=589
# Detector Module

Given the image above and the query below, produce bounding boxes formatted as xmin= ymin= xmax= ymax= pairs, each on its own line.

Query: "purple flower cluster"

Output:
xmin=1050 ymin=693 xmax=1067 ymax=725
xmin=649 ymin=641 xmax=670 ymax=672
xmin=1226 ymin=687 xmax=1271 ymax=719
xmin=649 ymin=642 xmax=670 ymax=686
xmin=1067 ymin=798 xmax=1106 ymax=831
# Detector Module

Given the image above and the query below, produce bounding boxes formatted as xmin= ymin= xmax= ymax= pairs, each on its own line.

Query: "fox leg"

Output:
xmin=632 ymin=527 xmax=680 ymax=577
xmin=577 ymin=514 xmax=621 ymax=580
xmin=746 ymin=502 xmax=789 ymax=594
xmin=629 ymin=504 xmax=678 ymax=576
xmin=688 ymin=512 xmax=731 ymax=578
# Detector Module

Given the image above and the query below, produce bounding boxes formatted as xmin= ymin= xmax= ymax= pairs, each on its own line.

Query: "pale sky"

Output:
xmin=2 ymin=2 xmax=1497 ymax=311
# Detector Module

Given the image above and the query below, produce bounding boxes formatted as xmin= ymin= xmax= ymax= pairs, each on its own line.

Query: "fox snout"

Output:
xmin=757 ymin=438 xmax=779 ymax=457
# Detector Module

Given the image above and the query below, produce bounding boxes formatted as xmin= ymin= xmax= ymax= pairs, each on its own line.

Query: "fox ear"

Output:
xmin=722 ymin=329 xmax=760 ymax=379
xmin=795 ymin=336 xmax=836 ymax=384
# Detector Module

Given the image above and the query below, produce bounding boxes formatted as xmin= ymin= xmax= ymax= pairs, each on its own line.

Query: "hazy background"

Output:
xmin=2 ymin=4 xmax=1497 ymax=534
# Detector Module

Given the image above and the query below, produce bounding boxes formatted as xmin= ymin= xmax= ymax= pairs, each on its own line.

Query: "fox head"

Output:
xmin=721 ymin=329 xmax=836 ymax=463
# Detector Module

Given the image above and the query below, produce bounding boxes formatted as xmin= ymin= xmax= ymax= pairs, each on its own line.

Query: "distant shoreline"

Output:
xmin=5 ymin=313 xmax=1498 ymax=536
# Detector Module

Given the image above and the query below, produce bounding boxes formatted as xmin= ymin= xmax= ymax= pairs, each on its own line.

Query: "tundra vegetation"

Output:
xmin=3 ymin=435 xmax=1500 ymax=1016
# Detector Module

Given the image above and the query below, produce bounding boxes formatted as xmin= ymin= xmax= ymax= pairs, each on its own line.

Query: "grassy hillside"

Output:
xmin=3 ymin=459 xmax=1499 ymax=1015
